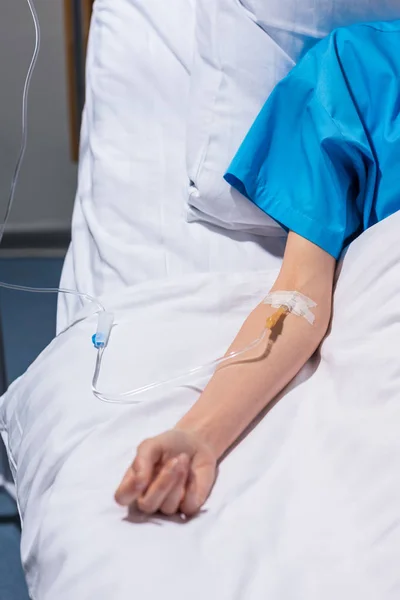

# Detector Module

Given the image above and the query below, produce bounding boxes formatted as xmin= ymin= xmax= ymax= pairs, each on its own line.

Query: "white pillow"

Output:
xmin=59 ymin=0 xmax=195 ymax=312
xmin=186 ymin=0 xmax=400 ymax=235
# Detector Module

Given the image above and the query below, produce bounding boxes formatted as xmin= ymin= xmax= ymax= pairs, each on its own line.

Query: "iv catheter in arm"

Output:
xmin=91 ymin=291 xmax=317 ymax=404
xmin=4 ymin=0 xmax=317 ymax=406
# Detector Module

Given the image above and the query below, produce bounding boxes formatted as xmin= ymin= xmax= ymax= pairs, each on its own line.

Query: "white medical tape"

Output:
xmin=263 ymin=291 xmax=317 ymax=325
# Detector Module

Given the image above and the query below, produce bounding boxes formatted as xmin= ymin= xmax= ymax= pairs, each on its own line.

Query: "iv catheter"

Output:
xmin=2 ymin=0 xmax=317 ymax=406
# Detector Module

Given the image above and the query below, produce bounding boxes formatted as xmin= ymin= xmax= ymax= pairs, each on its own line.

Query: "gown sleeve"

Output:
xmin=224 ymin=29 xmax=376 ymax=259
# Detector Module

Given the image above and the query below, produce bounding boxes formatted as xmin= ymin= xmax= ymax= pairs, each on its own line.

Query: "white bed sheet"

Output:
xmin=1 ymin=212 xmax=400 ymax=599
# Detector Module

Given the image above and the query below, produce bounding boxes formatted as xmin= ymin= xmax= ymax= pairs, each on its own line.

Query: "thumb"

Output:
xmin=180 ymin=454 xmax=216 ymax=516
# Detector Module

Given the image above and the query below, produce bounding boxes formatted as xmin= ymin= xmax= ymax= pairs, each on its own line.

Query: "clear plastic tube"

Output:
xmin=0 ymin=0 xmax=41 ymax=246
xmin=91 ymin=293 xmax=318 ymax=404
xmin=6 ymin=0 xmax=275 ymax=406
xmin=91 ymin=328 xmax=269 ymax=404
xmin=0 ymin=281 xmax=104 ymax=313
xmin=7 ymin=1 xmax=315 ymax=407
xmin=0 ymin=2 xmax=104 ymax=364
xmin=91 ymin=296 xmax=315 ymax=404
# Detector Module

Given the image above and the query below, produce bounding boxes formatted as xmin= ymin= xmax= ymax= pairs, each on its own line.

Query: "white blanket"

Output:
xmin=1 ymin=211 xmax=400 ymax=599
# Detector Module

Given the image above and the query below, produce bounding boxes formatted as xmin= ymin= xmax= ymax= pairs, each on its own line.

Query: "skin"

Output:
xmin=115 ymin=232 xmax=336 ymax=517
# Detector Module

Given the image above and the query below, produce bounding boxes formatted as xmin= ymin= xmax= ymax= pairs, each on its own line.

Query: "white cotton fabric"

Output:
xmin=1 ymin=212 xmax=400 ymax=599
xmin=186 ymin=0 xmax=400 ymax=234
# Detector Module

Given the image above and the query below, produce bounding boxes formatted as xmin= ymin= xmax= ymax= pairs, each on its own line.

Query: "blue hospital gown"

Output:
xmin=225 ymin=20 xmax=400 ymax=259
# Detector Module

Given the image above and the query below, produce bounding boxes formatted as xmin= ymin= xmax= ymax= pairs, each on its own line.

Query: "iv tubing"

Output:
xmin=91 ymin=328 xmax=270 ymax=404
xmin=0 ymin=3 xmax=104 ymax=361
xmin=0 ymin=0 xmax=41 ymax=246
xmin=7 ymin=0 xmax=316 ymax=406
xmin=0 ymin=281 xmax=104 ymax=313
xmin=7 ymin=0 xmax=277 ymax=407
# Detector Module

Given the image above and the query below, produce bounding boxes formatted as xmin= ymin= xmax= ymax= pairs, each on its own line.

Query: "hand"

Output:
xmin=115 ymin=429 xmax=217 ymax=517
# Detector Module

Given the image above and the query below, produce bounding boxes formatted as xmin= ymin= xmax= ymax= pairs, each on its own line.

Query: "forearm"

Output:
xmin=176 ymin=298 xmax=329 ymax=458
xmin=116 ymin=235 xmax=336 ymax=515
xmin=176 ymin=235 xmax=335 ymax=458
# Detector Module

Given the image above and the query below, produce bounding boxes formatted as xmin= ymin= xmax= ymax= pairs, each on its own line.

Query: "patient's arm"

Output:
xmin=116 ymin=232 xmax=336 ymax=515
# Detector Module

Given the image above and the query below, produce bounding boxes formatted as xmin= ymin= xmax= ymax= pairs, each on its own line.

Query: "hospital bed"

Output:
xmin=1 ymin=0 xmax=400 ymax=598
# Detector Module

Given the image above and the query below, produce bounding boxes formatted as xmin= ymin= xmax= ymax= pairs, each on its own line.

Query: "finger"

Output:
xmin=137 ymin=457 xmax=182 ymax=514
xmin=115 ymin=467 xmax=144 ymax=506
xmin=160 ymin=454 xmax=190 ymax=516
xmin=115 ymin=439 xmax=163 ymax=506
xmin=134 ymin=438 xmax=164 ymax=487
xmin=180 ymin=458 xmax=216 ymax=517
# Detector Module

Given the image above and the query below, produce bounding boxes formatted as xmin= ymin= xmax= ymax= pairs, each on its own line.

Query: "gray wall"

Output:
xmin=0 ymin=0 xmax=77 ymax=234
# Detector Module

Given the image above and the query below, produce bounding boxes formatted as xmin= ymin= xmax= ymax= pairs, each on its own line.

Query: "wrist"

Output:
xmin=174 ymin=417 xmax=230 ymax=459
